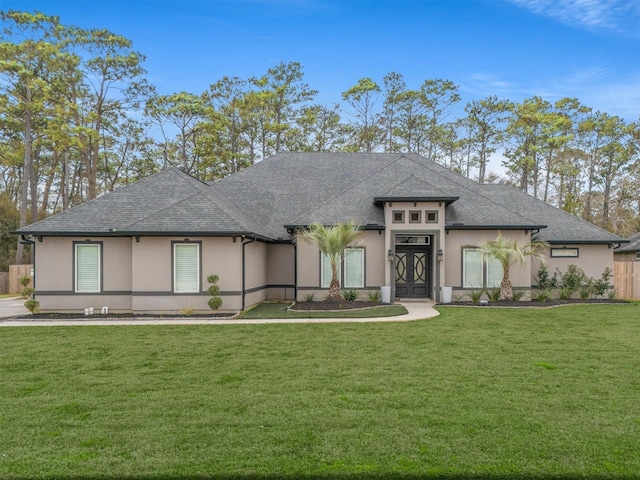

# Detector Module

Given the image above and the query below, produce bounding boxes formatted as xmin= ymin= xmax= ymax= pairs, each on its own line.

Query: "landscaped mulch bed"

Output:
xmin=15 ymin=312 xmax=235 ymax=320
xmin=289 ymin=300 xmax=386 ymax=311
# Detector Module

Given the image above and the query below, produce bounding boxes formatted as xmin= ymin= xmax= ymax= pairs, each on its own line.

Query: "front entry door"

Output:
xmin=395 ymin=246 xmax=432 ymax=298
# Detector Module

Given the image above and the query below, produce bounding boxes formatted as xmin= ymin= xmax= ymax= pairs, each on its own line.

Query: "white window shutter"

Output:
xmin=175 ymin=244 xmax=199 ymax=293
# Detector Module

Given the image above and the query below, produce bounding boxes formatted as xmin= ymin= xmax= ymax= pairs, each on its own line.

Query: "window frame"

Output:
xmin=321 ymin=247 xmax=365 ymax=289
xmin=636 ymin=252 xmax=640 ymax=261
xmin=425 ymin=211 xmax=438 ymax=223
xmin=392 ymin=211 xmax=405 ymax=223
xmin=74 ymin=241 xmax=102 ymax=293
xmin=462 ymin=247 xmax=504 ymax=289
xmin=172 ymin=241 xmax=202 ymax=294
xmin=409 ymin=210 xmax=421 ymax=223
xmin=343 ymin=247 xmax=365 ymax=288
xmin=550 ymin=247 xmax=579 ymax=258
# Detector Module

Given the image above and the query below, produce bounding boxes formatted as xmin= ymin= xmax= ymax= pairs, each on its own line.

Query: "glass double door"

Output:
xmin=395 ymin=245 xmax=432 ymax=298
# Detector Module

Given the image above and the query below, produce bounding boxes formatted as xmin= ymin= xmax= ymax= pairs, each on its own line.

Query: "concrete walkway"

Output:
xmin=0 ymin=299 xmax=438 ymax=327
xmin=0 ymin=296 xmax=29 ymax=320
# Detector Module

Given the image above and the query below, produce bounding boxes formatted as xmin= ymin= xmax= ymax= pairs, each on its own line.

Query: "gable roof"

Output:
xmin=17 ymin=152 xmax=624 ymax=245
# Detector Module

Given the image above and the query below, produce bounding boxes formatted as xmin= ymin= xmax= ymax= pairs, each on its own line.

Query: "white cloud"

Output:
xmin=506 ymin=0 xmax=640 ymax=35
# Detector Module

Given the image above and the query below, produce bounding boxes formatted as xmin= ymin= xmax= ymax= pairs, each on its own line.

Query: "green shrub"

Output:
xmin=207 ymin=274 xmax=223 ymax=311
xmin=341 ymin=289 xmax=359 ymax=301
xmin=593 ymin=267 xmax=612 ymax=298
xmin=305 ymin=293 xmax=315 ymax=302
xmin=24 ymin=299 xmax=39 ymax=314
xmin=556 ymin=264 xmax=587 ymax=298
xmin=21 ymin=287 xmax=34 ymax=299
xmin=19 ymin=276 xmax=31 ymax=288
xmin=536 ymin=264 xmax=555 ymax=290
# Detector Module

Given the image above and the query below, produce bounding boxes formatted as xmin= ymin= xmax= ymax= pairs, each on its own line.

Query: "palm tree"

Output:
xmin=477 ymin=231 xmax=548 ymax=300
xmin=295 ymin=221 xmax=363 ymax=301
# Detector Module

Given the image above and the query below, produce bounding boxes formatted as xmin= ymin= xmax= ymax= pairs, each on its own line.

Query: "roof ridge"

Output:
xmin=289 ymin=154 xmax=408 ymax=224
xmin=398 ymin=155 xmax=545 ymax=227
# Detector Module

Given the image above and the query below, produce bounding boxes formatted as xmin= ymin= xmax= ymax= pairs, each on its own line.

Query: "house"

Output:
xmin=16 ymin=152 xmax=624 ymax=313
xmin=614 ymin=232 xmax=640 ymax=300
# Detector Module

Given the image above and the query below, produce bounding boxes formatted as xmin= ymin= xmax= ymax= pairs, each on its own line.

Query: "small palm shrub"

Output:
xmin=305 ymin=293 xmax=315 ymax=302
xmin=366 ymin=290 xmax=381 ymax=302
xmin=486 ymin=288 xmax=501 ymax=302
xmin=534 ymin=288 xmax=552 ymax=302
xmin=468 ymin=290 xmax=484 ymax=304
xmin=341 ymin=289 xmax=358 ymax=302
xmin=207 ymin=274 xmax=223 ymax=311
xmin=511 ymin=289 xmax=526 ymax=302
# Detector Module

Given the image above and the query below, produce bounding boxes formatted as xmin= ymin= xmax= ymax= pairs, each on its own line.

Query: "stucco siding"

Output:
xmin=445 ymin=230 xmax=532 ymax=290
xmin=531 ymin=244 xmax=614 ymax=285
xmin=296 ymin=230 xmax=385 ymax=301
xmin=266 ymin=243 xmax=295 ymax=300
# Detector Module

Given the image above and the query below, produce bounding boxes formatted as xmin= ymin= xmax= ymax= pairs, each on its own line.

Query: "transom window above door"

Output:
xmin=396 ymin=235 xmax=430 ymax=245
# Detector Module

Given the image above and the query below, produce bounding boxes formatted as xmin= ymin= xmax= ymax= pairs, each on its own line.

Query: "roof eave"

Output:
xmin=445 ymin=224 xmax=547 ymax=231
xmin=374 ymin=196 xmax=459 ymax=206
xmin=17 ymin=230 xmax=275 ymax=242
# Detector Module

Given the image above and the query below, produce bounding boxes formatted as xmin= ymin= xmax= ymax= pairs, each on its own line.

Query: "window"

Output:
xmin=174 ymin=243 xmax=200 ymax=293
xmin=396 ymin=235 xmax=430 ymax=245
xmin=463 ymin=248 xmax=503 ymax=288
xmin=409 ymin=211 xmax=421 ymax=223
xmin=636 ymin=252 xmax=640 ymax=261
xmin=392 ymin=211 xmax=405 ymax=223
xmin=75 ymin=243 xmax=101 ymax=293
xmin=321 ymin=248 xmax=364 ymax=288
xmin=344 ymin=248 xmax=364 ymax=288
xmin=550 ymin=247 xmax=579 ymax=258
xmin=425 ymin=211 xmax=438 ymax=223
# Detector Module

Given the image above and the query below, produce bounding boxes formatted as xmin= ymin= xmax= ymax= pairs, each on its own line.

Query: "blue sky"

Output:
xmin=2 ymin=0 xmax=640 ymax=120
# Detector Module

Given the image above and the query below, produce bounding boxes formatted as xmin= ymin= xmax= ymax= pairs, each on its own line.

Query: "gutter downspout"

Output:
xmin=20 ymin=235 xmax=36 ymax=296
xmin=241 ymin=237 xmax=256 ymax=310
xmin=293 ymin=243 xmax=297 ymax=301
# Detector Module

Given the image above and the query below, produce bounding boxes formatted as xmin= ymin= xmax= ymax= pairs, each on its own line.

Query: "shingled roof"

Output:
xmin=615 ymin=232 xmax=640 ymax=252
xmin=17 ymin=152 xmax=623 ymax=245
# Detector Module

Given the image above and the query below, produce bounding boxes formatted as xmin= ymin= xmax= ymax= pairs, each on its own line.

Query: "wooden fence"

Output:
xmin=614 ymin=254 xmax=640 ymax=300
xmin=7 ymin=265 xmax=34 ymax=295
xmin=0 ymin=272 xmax=7 ymax=294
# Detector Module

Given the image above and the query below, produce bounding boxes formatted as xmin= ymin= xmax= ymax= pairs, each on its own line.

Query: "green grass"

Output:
xmin=1 ymin=304 xmax=639 ymax=479
xmin=0 ymin=293 xmax=20 ymax=299
xmin=237 ymin=302 xmax=408 ymax=319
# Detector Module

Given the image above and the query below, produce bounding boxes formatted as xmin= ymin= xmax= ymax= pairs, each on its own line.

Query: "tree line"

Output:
xmin=1 ymin=10 xmax=639 ymax=269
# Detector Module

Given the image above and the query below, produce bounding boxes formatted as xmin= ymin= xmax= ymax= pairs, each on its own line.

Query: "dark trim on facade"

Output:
xmin=15 ymin=230 xmax=275 ymax=242
xmin=373 ymin=196 xmax=459 ymax=205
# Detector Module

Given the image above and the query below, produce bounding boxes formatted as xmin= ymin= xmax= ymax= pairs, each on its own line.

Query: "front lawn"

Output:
xmin=1 ymin=304 xmax=639 ymax=479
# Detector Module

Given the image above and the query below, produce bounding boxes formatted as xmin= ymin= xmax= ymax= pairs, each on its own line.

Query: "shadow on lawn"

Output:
xmin=22 ymin=474 xmax=640 ymax=480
